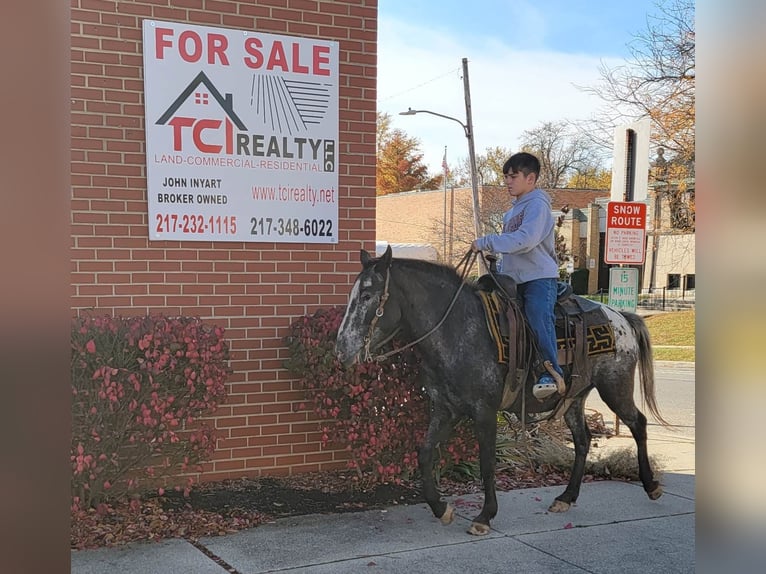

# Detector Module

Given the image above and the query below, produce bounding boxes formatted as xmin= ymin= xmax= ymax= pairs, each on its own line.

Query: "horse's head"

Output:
xmin=335 ymin=245 xmax=402 ymax=366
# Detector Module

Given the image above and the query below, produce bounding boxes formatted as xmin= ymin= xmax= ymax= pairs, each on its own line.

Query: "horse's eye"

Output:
xmin=361 ymin=292 xmax=372 ymax=303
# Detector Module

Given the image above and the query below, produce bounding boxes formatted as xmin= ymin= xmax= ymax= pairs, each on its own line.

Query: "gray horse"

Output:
xmin=335 ymin=246 xmax=667 ymax=535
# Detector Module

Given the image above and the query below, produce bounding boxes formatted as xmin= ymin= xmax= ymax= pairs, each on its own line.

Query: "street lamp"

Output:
xmin=398 ymin=58 xmax=483 ymax=268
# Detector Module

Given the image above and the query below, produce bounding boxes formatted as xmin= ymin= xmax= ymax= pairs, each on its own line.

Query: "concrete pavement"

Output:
xmin=71 ymin=476 xmax=695 ymax=573
xmin=72 ymin=361 xmax=695 ymax=573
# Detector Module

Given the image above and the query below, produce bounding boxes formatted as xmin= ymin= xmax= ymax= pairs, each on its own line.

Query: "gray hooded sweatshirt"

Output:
xmin=474 ymin=188 xmax=559 ymax=284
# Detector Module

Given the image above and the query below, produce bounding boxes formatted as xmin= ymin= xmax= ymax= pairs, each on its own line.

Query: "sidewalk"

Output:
xmin=71 ymin=476 xmax=694 ymax=573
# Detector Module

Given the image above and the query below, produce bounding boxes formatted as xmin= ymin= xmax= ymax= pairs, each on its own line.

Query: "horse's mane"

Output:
xmin=390 ymin=257 xmax=472 ymax=288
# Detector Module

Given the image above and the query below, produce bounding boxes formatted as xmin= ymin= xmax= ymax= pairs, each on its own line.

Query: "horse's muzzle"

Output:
xmin=334 ymin=345 xmax=360 ymax=368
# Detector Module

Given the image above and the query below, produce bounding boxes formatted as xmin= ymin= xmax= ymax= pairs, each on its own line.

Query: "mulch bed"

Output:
xmin=72 ymin=414 xmax=615 ymax=550
xmin=70 ymin=466 xmax=592 ymax=550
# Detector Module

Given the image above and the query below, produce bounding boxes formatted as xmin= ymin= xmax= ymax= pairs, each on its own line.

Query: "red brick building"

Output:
xmin=377 ymin=185 xmax=609 ymax=291
xmin=71 ymin=0 xmax=378 ymax=481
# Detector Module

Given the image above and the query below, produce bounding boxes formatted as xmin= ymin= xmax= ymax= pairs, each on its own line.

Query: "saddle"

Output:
xmin=476 ymin=270 xmax=615 ymax=415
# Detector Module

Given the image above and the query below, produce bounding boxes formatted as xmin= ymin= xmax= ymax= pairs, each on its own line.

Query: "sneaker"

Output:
xmin=532 ymin=375 xmax=559 ymax=400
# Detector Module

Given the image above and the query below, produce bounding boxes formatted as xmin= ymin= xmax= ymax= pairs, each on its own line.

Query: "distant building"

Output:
xmin=376 ymin=185 xmax=609 ymax=292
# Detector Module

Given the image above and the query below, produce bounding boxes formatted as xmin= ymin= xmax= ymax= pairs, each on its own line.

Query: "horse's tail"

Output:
xmin=622 ymin=311 xmax=672 ymax=427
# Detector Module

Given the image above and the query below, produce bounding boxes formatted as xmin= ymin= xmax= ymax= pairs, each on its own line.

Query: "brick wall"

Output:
xmin=376 ymin=187 xmax=476 ymax=262
xmin=71 ymin=0 xmax=378 ymax=482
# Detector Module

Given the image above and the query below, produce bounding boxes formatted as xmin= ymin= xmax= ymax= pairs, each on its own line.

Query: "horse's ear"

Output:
xmin=375 ymin=244 xmax=393 ymax=272
xmin=360 ymin=249 xmax=373 ymax=267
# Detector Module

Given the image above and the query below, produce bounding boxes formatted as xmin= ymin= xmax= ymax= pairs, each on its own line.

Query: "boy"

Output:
xmin=471 ymin=152 xmax=565 ymax=399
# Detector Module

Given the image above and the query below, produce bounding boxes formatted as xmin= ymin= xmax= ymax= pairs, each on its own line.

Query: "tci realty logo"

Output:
xmin=155 ymin=71 xmax=335 ymax=171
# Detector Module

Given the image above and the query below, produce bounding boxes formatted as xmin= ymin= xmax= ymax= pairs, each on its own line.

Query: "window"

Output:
xmin=667 ymin=274 xmax=681 ymax=289
xmin=684 ymin=274 xmax=695 ymax=290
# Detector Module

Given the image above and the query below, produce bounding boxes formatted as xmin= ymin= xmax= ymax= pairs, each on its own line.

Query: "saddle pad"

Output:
xmin=478 ymin=290 xmax=616 ymax=366
xmin=476 ymin=290 xmax=509 ymax=364
xmin=555 ymin=299 xmax=616 ymax=358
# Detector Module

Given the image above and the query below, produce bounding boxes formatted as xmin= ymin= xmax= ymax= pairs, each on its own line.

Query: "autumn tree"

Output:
xmin=376 ymin=112 xmax=441 ymax=195
xmin=582 ymin=0 xmax=695 ymax=231
xmin=448 ymin=145 xmax=513 ymax=187
xmin=519 ymin=121 xmax=606 ymax=189
xmin=566 ymin=168 xmax=611 ymax=190
xmin=587 ymin=0 xmax=694 ymax=174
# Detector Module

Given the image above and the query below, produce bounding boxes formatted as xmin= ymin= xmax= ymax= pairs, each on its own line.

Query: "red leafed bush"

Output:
xmin=70 ymin=314 xmax=231 ymax=509
xmin=284 ymin=307 xmax=477 ymax=486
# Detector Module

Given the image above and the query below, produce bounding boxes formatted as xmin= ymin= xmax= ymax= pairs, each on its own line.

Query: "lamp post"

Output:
xmin=399 ymin=59 xmax=483 ymax=268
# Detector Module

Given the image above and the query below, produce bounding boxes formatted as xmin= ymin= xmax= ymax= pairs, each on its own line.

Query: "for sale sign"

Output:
xmin=142 ymin=20 xmax=339 ymax=243
xmin=604 ymin=201 xmax=647 ymax=264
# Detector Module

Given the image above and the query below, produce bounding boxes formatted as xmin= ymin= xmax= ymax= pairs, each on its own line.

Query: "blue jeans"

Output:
xmin=517 ymin=278 xmax=563 ymax=378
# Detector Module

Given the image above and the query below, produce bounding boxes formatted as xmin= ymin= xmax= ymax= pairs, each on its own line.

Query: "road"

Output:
xmin=585 ymin=361 xmax=695 ymax=474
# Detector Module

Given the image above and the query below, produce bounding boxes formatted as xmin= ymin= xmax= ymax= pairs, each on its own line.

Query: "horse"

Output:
xmin=335 ymin=245 xmax=668 ymax=536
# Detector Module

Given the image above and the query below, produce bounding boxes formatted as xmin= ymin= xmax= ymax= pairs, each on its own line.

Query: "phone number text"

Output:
xmin=155 ymin=213 xmax=237 ymax=235
xmin=250 ymin=217 xmax=334 ymax=237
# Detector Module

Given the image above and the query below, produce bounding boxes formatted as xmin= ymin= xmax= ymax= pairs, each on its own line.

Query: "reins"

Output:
xmin=363 ymin=249 xmax=478 ymax=363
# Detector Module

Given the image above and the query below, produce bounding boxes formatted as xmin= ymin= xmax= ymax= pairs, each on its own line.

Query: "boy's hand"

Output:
xmin=471 ymin=240 xmax=480 ymax=253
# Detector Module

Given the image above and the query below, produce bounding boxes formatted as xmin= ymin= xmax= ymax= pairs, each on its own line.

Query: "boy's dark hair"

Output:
xmin=503 ymin=152 xmax=541 ymax=178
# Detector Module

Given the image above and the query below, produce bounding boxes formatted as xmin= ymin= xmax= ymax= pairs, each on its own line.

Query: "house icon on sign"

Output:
xmin=156 ymin=71 xmax=247 ymax=130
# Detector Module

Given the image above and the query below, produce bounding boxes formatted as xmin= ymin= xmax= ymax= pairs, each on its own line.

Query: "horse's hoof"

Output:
xmin=468 ymin=522 xmax=491 ymax=536
xmin=647 ymin=485 xmax=664 ymax=500
xmin=548 ymin=499 xmax=571 ymax=513
xmin=440 ymin=504 xmax=455 ymax=525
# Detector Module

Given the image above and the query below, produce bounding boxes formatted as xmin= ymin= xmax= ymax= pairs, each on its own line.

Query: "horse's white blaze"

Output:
xmin=336 ymin=277 xmax=368 ymax=361
xmin=338 ymin=278 xmax=360 ymax=336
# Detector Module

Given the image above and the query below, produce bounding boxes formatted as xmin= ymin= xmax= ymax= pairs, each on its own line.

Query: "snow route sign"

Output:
xmin=604 ymin=201 xmax=647 ymax=264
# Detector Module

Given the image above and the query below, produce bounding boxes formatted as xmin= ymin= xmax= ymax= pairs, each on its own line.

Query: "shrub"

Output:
xmin=284 ymin=307 xmax=477 ymax=486
xmin=70 ymin=314 xmax=231 ymax=509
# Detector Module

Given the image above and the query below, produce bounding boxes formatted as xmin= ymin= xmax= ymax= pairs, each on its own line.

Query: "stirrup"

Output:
xmin=532 ymin=381 xmax=559 ymax=400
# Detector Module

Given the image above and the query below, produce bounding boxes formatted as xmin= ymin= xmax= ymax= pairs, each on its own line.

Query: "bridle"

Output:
xmin=362 ymin=249 xmax=478 ymax=362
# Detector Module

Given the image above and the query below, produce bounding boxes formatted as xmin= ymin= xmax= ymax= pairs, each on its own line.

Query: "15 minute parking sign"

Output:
xmin=608 ymin=267 xmax=639 ymax=312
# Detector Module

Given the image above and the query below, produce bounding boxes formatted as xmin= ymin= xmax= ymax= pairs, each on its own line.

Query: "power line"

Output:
xmin=378 ymin=67 xmax=461 ymax=103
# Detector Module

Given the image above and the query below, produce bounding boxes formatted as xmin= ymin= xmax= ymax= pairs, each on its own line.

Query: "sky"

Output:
xmin=377 ymin=0 xmax=661 ymax=175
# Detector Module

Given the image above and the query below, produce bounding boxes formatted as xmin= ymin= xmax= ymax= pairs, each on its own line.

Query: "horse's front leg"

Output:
xmin=418 ymin=404 xmax=457 ymax=525
xmin=467 ymin=410 xmax=498 ymax=535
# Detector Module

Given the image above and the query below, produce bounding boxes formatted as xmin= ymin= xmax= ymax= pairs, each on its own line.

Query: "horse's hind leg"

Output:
xmin=467 ymin=409 xmax=498 ymax=535
xmin=419 ymin=404 xmax=458 ymax=525
xmin=598 ymin=386 xmax=663 ymax=500
xmin=550 ymin=396 xmax=590 ymax=512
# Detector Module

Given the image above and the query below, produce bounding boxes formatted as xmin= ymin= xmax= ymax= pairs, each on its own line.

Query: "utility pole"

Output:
xmin=462 ymin=57 xmax=485 ymax=273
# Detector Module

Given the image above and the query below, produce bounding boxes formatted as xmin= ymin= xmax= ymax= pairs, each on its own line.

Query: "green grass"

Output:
xmin=644 ymin=310 xmax=695 ymax=362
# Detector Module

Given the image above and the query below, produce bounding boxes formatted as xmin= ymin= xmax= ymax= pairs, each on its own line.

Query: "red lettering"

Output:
xmin=313 ymin=45 xmax=331 ymax=76
xmin=207 ymin=33 xmax=230 ymax=65
xmin=179 ymin=30 xmax=203 ymax=63
xmin=292 ymin=43 xmax=309 ymax=74
xmin=155 ymin=27 xmax=174 ymax=59
xmin=168 ymin=117 xmax=195 ymax=151
xmin=266 ymin=41 xmax=288 ymax=71
xmin=192 ymin=119 xmax=223 ymax=153
xmin=243 ymin=37 xmax=264 ymax=69
xmin=153 ymin=27 xmax=229 ymax=65
xmin=243 ymin=38 xmax=332 ymax=75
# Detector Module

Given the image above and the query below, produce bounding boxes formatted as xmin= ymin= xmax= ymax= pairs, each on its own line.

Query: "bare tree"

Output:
xmin=520 ymin=121 xmax=605 ymax=188
xmin=448 ymin=145 xmax=513 ymax=188
xmin=580 ymin=0 xmax=695 ymax=175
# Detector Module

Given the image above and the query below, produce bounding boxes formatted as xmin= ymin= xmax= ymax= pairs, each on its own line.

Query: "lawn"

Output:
xmin=644 ymin=309 xmax=695 ymax=362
